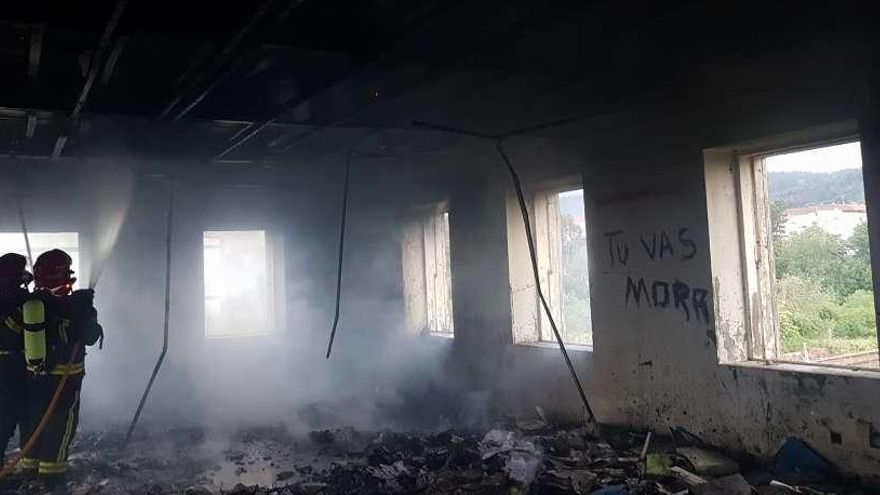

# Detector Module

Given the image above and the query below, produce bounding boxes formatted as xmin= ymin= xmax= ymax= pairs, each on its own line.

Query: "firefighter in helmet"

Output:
xmin=20 ymin=249 xmax=102 ymax=478
xmin=0 ymin=253 xmax=32 ymax=461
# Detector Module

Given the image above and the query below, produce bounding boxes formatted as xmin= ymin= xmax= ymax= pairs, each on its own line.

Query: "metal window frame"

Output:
xmin=734 ymin=134 xmax=877 ymax=366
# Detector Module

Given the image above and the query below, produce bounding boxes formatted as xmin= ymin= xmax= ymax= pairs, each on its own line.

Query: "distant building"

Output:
xmin=783 ymin=203 xmax=866 ymax=238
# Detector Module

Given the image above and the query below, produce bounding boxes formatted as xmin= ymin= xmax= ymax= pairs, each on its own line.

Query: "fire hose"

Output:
xmin=0 ymin=167 xmax=120 ymax=479
xmin=0 ymin=193 xmax=122 ymax=478
xmin=0 ymin=190 xmax=83 ymax=481
xmin=0 ymin=345 xmax=80 ymax=481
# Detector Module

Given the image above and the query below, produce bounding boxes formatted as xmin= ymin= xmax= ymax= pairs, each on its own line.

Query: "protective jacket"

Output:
xmin=0 ymin=287 xmax=27 ymax=378
xmin=20 ymin=289 xmax=101 ymax=476
xmin=0 ymin=287 xmax=28 ymax=457
xmin=22 ymin=289 xmax=102 ymax=377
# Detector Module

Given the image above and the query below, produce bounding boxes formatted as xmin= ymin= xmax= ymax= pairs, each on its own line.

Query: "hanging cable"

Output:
xmin=410 ymin=119 xmax=598 ymax=424
xmin=496 ymin=141 xmax=595 ymax=422
xmin=319 ymin=120 xmax=597 ymax=422
xmin=124 ymin=178 xmax=175 ymax=446
xmin=325 ymin=151 xmax=353 ymax=359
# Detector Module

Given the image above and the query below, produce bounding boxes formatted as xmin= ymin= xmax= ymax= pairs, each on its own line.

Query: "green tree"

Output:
xmin=776 ymin=275 xmax=838 ymax=351
xmin=563 ymin=293 xmax=591 ymax=343
xmin=560 ymin=214 xmax=590 ymax=343
xmin=841 ymin=222 xmax=873 ymax=297
xmin=774 ymin=221 xmax=876 ymax=354
xmin=836 ymin=290 xmax=876 ymax=339
xmin=775 ymin=226 xmax=870 ymax=300
xmin=561 ymin=217 xmax=589 ymax=301
xmin=770 ymin=201 xmax=787 ymax=242
xmin=847 ymin=221 xmax=871 ymax=265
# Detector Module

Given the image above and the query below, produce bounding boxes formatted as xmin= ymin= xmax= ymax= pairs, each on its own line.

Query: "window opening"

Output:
xmin=203 ymin=230 xmax=273 ymax=339
xmin=402 ymin=208 xmax=454 ymax=336
xmin=764 ymin=142 xmax=876 ymax=368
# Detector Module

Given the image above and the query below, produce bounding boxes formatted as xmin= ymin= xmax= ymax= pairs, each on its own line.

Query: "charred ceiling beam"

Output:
xmin=0 ymin=107 xmax=53 ymax=119
xmin=50 ymin=136 xmax=68 ymax=159
xmin=212 ymin=61 xmax=430 ymax=160
xmin=25 ymin=24 xmax=45 ymax=143
xmin=291 ymin=0 xmax=685 ymax=150
xmin=213 ymin=70 xmax=418 ymax=161
xmin=52 ymin=0 xmax=129 ymax=158
xmin=210 ymin=118 xmax=419 ymax=133
xmin=210 ymin=1 xmax=486 ymax=161
xmin=25 ymin=114 xmax=37 ymax=139
xmin=0 ymin=107 xmax=412 ymax=134
xmin=158 ymin=0 xmax=296 ymax=121
xmin=99 ymin=35 xmax=130 ymax=87
xmin=27 ymin=24 xmax=44 ymax=80
xmin=69 ymin=1 xmax=129 ymax=122
xmin=213 ymin=1 xmax=568 ymax=161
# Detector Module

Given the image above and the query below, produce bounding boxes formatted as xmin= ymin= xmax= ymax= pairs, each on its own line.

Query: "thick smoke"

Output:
xmin=61 ymin=156 xmax=485 ymax=437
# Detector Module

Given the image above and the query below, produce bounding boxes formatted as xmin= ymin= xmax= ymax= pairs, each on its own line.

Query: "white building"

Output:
xmin=783 ymin=203 xmax=866 ymax=238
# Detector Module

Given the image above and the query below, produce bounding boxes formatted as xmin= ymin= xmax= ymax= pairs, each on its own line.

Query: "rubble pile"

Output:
xmin=207 ymin=422 xmax=874 ymax=495
xmin=200 ymin=425 xmax=644 ymax=495
xmin=1 ymin=421 xmax=875 ymax=494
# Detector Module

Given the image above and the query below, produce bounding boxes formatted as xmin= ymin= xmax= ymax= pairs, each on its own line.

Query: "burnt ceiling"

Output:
xmin=0 ymin=0 xmax=871 ymax=163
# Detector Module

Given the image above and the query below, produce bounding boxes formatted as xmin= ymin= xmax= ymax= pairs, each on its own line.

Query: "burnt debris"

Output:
xmin=1 ymin=421 xmax=875 ymax=495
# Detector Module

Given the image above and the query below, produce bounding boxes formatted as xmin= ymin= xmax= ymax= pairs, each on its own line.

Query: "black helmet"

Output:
xmin=0 ymin=253 xmax=33 ymax=290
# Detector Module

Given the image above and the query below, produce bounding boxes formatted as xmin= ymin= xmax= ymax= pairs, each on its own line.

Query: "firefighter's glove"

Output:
xmin=71 ymin=289 xmax=95 ymax=319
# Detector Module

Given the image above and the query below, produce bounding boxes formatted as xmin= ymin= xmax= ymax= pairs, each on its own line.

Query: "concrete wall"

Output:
xmin=445 ymin=43 xmax=880 ymax=479
xmin=99 ymin=158 xmax=463 ymax=432
xmin=0 ymin=155 xmax=472 ymax=433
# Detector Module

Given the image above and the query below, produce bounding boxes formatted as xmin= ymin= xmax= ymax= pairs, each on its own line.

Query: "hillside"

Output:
xmin=769 ymin=169 xmax=865 ymax=208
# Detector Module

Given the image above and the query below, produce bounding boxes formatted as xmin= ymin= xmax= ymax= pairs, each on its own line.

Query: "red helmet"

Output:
xmin=0 ymin=253 xmax=32 ymax=290
xmin=34 ymin=249 xmax=76 ymax=295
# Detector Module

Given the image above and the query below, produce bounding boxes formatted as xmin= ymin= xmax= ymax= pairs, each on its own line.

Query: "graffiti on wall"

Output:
xmin=603 ymin=227 xmax=711 ymax=323
xmin=604 ymin=228 xmax=697 ymax=265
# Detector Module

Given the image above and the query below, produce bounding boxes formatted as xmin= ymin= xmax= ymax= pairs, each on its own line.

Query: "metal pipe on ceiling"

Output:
xmin=209 ymin=1 xmax=467 ymax=162
xmin=52 ymin=0 xmax=129 ymax=159
xmin=212 ymin=1 xmax=557 ymax=162
xmin=158 ymin=0 xmax=305 ymax=122
xmin=70 ymin=0 xmax=130 ymax=121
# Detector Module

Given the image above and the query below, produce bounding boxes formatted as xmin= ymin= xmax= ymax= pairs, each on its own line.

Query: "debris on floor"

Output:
xmin=690 ymin=473 xmax=751 ymax=495
xmin=675 ymin=446 xmax=739 ymax=476
xmin=0 ymin=422 xmax=875 ymax=494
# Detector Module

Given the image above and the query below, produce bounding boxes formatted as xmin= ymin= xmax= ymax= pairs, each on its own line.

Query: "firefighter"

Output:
xmin=0 ymin=253 xmax=32 ymax=462
xmin=21 ymin=249 xmax=102 ymax=479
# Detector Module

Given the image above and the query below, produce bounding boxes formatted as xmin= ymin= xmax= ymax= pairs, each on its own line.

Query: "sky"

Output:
xmin=559 ymin=188 xmax=585 ymax=217
xmin=765 ymin=141 xmax=862 ymax=173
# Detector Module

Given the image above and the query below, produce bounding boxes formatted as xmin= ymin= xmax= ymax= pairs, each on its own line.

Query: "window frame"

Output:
xmin=201 ymin=229 xmax=285 ymax=340
xmin=401 ymin=203 xmax=455 ymax=338
xmin=507 ymin=178 xmax=593 ymax=350
xmin=705 ymin=121 xmax=879 ymax=371
xmin=735 ymin=149 xmax=780 ymax=361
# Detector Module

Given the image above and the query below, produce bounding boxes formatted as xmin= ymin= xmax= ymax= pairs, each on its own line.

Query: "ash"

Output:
xmin=1 ymin=419 xmax=873 ymax=494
